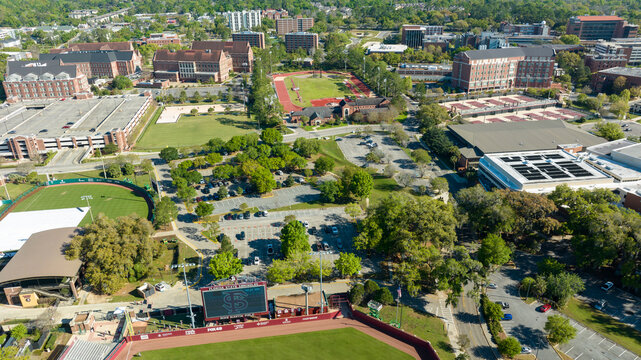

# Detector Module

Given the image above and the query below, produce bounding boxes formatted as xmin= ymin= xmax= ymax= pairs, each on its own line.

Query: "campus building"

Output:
xmin=2 ymin=61 xmax=91 ymax=103
xmin=191 ymin=41 xmax=254 ymax=72
xmin=0 ymin=95 xmax=152 ymax=160
xmin=401 ymin=24 xmax=444 ymax=48
xmin=152 ymin=49 xmax=233 ymax=82
xmin=141 ymin=32 xmax=181 ymax=45
xmin=69 ymin=9 xmax=98 ymax=19
xmin=222 ymin=10 xmax=262 ymax=32
xmin=262 ymin=9 xmax=288 ymax=20
xmin=451 ymin=47 xmax=555 ymax=92
xmin=595 ymin=38 xmax=641 ymax=65
xmin=276 ymin=17 xmax=314 ymax=35
xmin=499 ymin=21 xmax=549 ymax=35
xmin=584 ymin=53 xmax=629 ymax=72
xmin=50 ymin=41 xmax=136 ymax=53
xmin=232 ymin=31 xmax=266 ymax=49
xmin=591 ymin=67 xmax=641 ymax=92
xmin=396 ymin=63 xmax=452 ymax=81
xmin=566 ymin=15 xmax=638 ymax=40
xmin=284 ymin=32 xmax=318 ymax=53
xmin=39 ymin=50 xmax=142 ymax=79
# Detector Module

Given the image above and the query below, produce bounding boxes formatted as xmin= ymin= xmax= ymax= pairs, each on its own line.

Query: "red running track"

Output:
xmin=273 ymin=79 xmax=302 ymax=112
xmin=310 ymin=97 xmax=345 ymax=107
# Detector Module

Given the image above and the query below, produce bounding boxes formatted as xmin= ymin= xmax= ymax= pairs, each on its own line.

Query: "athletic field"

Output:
xmin=286 ymin=75 xmax=356 ymax=108
xmin=136 ymin=113 xmax=256 ymax=150
xmin=138 ymin=328 xmax=413 ymax=360
xmin=12 ymin=184 xmax=150 ymax=226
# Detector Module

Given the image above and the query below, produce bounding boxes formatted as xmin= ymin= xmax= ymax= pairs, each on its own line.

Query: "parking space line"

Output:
xmin=620 ymin=350 xmax=626 ymax=357
xmin=588 ymin=332 xmax=596 ymax=339
xmin=609 ymin=343 xmax=616 ymax=350
xmin=567 ymin=346 xmax=575 ymax=353
xmin=599 ymin=338 xmax=606 ymax=344
xmin=578 ymin=328 xmax=586 ymax=335
xmin=575 ymin=353 xmax=583 ymax=359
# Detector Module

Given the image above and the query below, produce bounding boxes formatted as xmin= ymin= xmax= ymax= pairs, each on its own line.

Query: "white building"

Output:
xmin=366 ymin=43 xmax=408 ymax=54
xmin=222 ymin=10 xmax=262 ymax=32
xmin=0 ymin=28 xmax=17 ymax=40
xmin=69 ymin=9 xmax=98 ymax=19
xmin=595 ymin=38 xmax=641 ymax=66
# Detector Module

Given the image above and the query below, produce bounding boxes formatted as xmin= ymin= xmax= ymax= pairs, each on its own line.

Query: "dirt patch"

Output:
xmin=275 ymin=292 xmax=324 ymax=309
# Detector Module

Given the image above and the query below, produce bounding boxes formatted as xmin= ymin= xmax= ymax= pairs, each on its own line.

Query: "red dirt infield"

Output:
xmin=310 ymin=97 xmax=345 ymax=107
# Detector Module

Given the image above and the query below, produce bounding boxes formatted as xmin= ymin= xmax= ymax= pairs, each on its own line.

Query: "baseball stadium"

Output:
xmin=56 ymin=280 xmax=441 ymax=360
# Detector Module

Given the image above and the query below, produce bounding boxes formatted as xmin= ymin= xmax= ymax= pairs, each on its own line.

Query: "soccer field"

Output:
xmin=136 ymin=113 xmax=256 ymax=150
xmin=12 ymin=184 xmax=150 ymax=226
xmin=139 ymin=328 xmax=413 ymax=360
xmin=286 ymin=75 xmax=355 ymax=107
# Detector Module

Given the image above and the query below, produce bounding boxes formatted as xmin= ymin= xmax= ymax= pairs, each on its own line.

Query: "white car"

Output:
xmin=487 ymin=283 xmax=498 ymax=289
xmin=253 ymin=256 xmax=261 ymax=265
xmin=601 ymin=281 xmax=614 ymax=291
xmin=302 ymin=221 xmax=309 ymax=228
xmin=155 ymin=282 xmax=170 ymax=292
xmin=521 ymin=346 xmax=532 ymax=354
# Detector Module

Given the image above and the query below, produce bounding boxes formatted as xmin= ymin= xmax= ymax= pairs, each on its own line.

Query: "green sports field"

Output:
xmin=139 ymin=328 xmax=413 ymax=360
xmin=286 ymin=75 xmax=356 ymax=107
xmin=136 ymin=113 xmax=256 ymax=150
xmin=12 ymin=184 xmax=150 ymax=226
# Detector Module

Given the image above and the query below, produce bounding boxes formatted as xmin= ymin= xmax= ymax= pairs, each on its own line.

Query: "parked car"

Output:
xmin=336 ymin=239 xmax=343 ymax=249
xmin=324 ymin=226 xmax=332 ymax=234
xmin=521 ymin=346 xmax=532 ymax=354
xmin=224 ymin=214 xmax=232 ymax=220
xmin=309 ymin=227 xmax=317 ymax=235
xmin=487 ymin=283 xmax=498 ymax=289
xmin=262 ymin=210 xmax=269 ymax=217
xmin=322 ymin=241 xmax=330 ymax=251
xmin=495 ymin=301 xmax=509 ymax=309
xmin=253 ymin=256 xmax=260 ymax=265
xmin=302 ymin=221 xmax=309 ymax=228
xmin=155 ymin=282 xmax=170 ymax=292
xmin=539 ymin=304 xmax=552 ymax=313
xmin=331 ymin=226 xmax=339 ymax=235
xmin=501 ymin=314 xmax=513 ymax=321
xmin=239 ymin=231 xmax=246 ymax=240
xmin=267 ymin=244 xmax=274 ymax=255
xmin=601 ymin=281 xmax=614 ymax=291
xmin=244 ymin=211 xmax=250 ymax=219
xmin=593 ymin=299 xmax=607 ymax=311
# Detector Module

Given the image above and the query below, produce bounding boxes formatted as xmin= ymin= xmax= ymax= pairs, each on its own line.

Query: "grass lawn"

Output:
xmin=12 ymin=184 xmax=150 ymax=226
xmin=560 ymin=298 xmax=641 ymax=355
xmin=368 ymin=175 xmax=403 ymax=206
xmin=271 ymin=201 xmax=344 ymax=212
xmin=286 ymin=75 xmax=355 ymax=108
xmin=136 ymin=113 xmax=256 ymax=150
xmin=139 ymin=327 xmax=413 ymax=360
xmin=355 ymin=304 xmax=454 ymax=360
xmin=316 ymin=139 xmax=357 ymax=173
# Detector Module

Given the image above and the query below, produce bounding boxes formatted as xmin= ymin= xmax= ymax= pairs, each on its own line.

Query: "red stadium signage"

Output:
xmin=127 ymin=310 xmax=340 ymax=342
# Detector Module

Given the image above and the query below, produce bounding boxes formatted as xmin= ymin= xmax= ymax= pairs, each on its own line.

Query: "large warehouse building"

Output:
xmin=0 ymin=95 xmax=152 ymax=160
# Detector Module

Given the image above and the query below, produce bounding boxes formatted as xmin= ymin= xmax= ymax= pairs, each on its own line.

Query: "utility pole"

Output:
xmin=81 ymin=195 xmax=94 ymax=222
xmin=179 ymin=263 xmax=196 ymax=328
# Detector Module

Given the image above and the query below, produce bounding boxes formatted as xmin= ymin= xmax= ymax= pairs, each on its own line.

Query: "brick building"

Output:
xmin=566 ymin=16 xmax=638 ymax=40
xmin=3 ymin=61 xmax=91 ymax=102
xmin=152 ymin=49 xmax=233 ymax=82
xmin=499 ymin=21 xmax=549 ymax=35
xmin=340 ymin=97 xmax=391 ymax=118
xmin=451 ymin=47 xmax=555 ymax=92
xmin=142 ymin=33 xmax=181 ymax=45
xmin=263 ymin=9 xmax=288 ymax=20
xmin=39 ymin=50 xmax=141 ymax=79
xmin=276 ymin=17 xmax=314 ymax=35
xmin=232 ymin=31 xmax=266 ymax=49
xmin=584 ymin=53 xmax=629 ymax=72
xmin=401 ymin=25 xmax=444 ymax=48
xmin=284 ymin=32 xmax=318 ymax=53
xmin=50 ymin=41 xmax=136 ymax=53
xmin=191 ymin=41 xmax=254 ymax=72
xmin=591 ymin=67 xmax=641 ymax=92
xmin=595 ymin=38 xmax=641 ymax=66
xmin=290 ymin=106 xmax=337 ymax=125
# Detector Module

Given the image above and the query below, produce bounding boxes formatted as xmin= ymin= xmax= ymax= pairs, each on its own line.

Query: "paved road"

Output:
xmin=453 ymin=286 xmax=499 ymax=360
xmin=209 ymin=184 xmax=320 ymax=215
xmin=282 ymin=124 xmax=377 ymax=142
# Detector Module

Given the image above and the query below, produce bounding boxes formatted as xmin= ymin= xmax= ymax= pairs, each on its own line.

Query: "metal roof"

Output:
xmin=460 ymin=47 xmax=555 ymax=60
xmin=0 ymin=227 xmax=82 ymax=284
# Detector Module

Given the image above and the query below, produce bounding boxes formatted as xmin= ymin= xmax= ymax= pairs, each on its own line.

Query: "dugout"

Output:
xmin=0 ymin=227 xmax=82 ymax=305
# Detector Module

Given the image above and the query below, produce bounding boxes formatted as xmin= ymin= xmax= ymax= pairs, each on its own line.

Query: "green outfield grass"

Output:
xmin=139 ymin=328 xmax=413 ymax=360
xmin=136 ymin=113 xmax=256 ymax=150
xmin=286 ymin=75 xmax=356 ymax=108
xmin=12 ymin=184 xmax=150 ymax=226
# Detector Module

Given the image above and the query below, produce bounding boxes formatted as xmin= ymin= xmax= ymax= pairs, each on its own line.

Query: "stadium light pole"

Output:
xmin=179 ymin=262 xmax=196 ymax=329
xmin=308 ymin=251 xmax=324 ymax=313
xmin=81 ymin=195 xmax=94 ymax=222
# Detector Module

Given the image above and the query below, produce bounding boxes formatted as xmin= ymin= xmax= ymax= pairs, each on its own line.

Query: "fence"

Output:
xmin=0 ymin=178 xmax=156 ymax=223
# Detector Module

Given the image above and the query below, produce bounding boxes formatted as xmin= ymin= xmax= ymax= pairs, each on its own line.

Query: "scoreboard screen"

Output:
xmin=200 ymin=282 xmax=268 ymax=321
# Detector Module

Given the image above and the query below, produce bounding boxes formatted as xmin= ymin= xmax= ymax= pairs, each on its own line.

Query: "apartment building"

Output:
xmin=222 ymin=10 xmax=262 ymax=32
xmin=191 ymin=41 xmax=254 ymax=72
xmin=232 ymin=31 xmax=266 ymax=49
xmin=566 ymin=16 xmax=638 ymax=40
xmin=284 ymin=32 xmax=318 ymax=53
xmin=451 ymin=47 xmax=555 ymax=92
xmin=276 ymin=17 xmax=314 ymax=35
xmin=152 ymin=49 xmax=233 ymax=82
xmin=263 ymin=9 xmax=288 ymax=20
xmin=584 ymin=53 xmax=629 ymax=72
xmin=3 ymin=61 xmax=91 ymax=102
xmin=401 ymin=25 xmax=444 ymax=48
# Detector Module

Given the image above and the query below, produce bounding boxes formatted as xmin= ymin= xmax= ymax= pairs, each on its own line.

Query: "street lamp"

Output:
xmin=308 ymin=251 xmax=325 ymax=313
xmin=176 ymin=262 xmax=197 ymax=328
xmin=81 ymin=195 xmax=94 ymax=222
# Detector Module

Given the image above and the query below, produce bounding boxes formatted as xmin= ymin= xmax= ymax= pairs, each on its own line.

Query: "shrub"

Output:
xmin=349 ymin=283 xmax=365 ymax=305
xmin=498 ymin=337 xmax=521 ymax=358
xmin=364 ymin=279 xmax=380 ymax=297
xmin=373 ymin=287 xmax=394 ymax=305
xmin=44 ymin=332 xmax=58 ymax=350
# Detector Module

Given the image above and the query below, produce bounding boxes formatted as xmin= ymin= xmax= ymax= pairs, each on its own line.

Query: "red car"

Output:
xmin=539 ymin=304 xmax=552 ymax=312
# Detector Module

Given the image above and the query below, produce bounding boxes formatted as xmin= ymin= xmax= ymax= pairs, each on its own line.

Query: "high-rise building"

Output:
xmin=401 ymin=25 xmax=444 ymax=48
xmin=566 ymin=16 xmax=638 ymax=40
xmin=232 ymin=31 xmax=266 ymax=49
xmin=284 ymin=32 xmax=319 ymax=53
xmin=451 ymin=47 xmax=555 ymax=92
xmin=222 ymin=10 xmax=262 ymax=32
xmin=3 ymin=61 xmax=91 ymax=102
xmin=276 ymin=17 xmax=314 ymax=35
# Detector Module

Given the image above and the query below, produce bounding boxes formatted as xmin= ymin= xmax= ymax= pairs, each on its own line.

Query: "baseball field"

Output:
xmin=138 ymin=328 xmax=413 ymax=360
xmin=285 ymin=75 xmax=355 ymax=108
xmin=12 ymin=184 xmax=150 ymax=226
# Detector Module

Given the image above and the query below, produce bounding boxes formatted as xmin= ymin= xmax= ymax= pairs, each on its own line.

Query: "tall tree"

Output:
xmin=477 ymin=234 xmax=512 ymax=269
xmin=545 ymin=315 xmax=577 ymax=344
xmin=280 ymin=220 xmax=310 ymax=258
xmin=208 ymin=252 xmax=243 ymax=280
xmin=154 ymin=197 xmax=179 ymax=227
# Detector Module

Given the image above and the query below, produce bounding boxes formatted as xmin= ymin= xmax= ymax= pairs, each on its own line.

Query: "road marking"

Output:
xmin=599 ymin=338 xmax=606 ymax=344
xmin=575 ymin=353 xmax=583 ymax=359
xmin=578 ymin=327 xmax=586 ymax=335
xmin=567 ymin=346 xmax=575 ymax=353
xmin=620 ymin=350 xmax=626 ymax=357
xmin=609 ymin=343 xmax=616 ymax=350
xmin=588 ymin=332 xmax=596 ymax=339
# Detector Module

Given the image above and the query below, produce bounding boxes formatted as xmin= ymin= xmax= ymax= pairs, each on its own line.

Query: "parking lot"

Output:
xmin=337 ymin=133 xmax=420 ymax=177
xmin=558 ymin=320 xmax=639 ymax=360
xmin=217 ymin=208 xmax=357 ymax=275
xmin=581 ymin=120 xmax=641 ymax=138
xmin=208 ymin=184 xmax=321 ymax=214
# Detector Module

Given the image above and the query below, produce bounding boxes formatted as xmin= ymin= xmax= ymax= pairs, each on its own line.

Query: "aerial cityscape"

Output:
xmin=0 ymin=0 xmax=640 ymax=359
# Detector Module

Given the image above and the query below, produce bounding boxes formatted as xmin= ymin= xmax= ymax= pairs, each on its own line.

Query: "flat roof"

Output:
xmin=587 ymin=139 xmax=637 ymax=156
xmin=598 ymin=67 xmax=641 ymax=77
xmin=0 ymin=95 xmax=149 ymax=140
xmin=614 ymin=143 xmax=641 ymax=158
xmin=576 ymin=16 xmax=623 ymax=21
xmin=449 ymin=120 xmax=605 ymax=155
xmin=0 ymin=227 xmax=82 ymax=284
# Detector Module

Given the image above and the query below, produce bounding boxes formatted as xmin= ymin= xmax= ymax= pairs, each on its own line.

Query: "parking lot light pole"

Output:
xmin=81 ymin=195 xmax=94 ymax=222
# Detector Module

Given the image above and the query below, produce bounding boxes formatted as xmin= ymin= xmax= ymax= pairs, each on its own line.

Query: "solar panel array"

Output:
xmin=499 ymin=153 xmax=596 ymax=182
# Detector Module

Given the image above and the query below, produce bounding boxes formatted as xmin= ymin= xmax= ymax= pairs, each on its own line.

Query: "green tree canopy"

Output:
xmin=545 ymin=315 xmax=577 ymax=344
xmin=280 ymin=220 xmax=310 ymax=258
xmin=477 ymin=234 xmax=512 ymax=269
xmin=594 ymin=121 xmax=625 ymax=140
xmin=208 ymin=252 xmax=243 ymax=280
xmin=314 ymin=156 xmax=335 ymax=175
xmin=159 ymin=147 xmax=179 ymax=162
xmin=112 ymin=75 xmax=133 ymax=90
xmin=498 ymin=337 xmax=521 ymax=358
xmin=334 ymin=252 xmax=362 ymax=277
xmin=260 ymin=128 xmax=283 ymax=145
xmin=195 ymin=201 xmax=214 ymax=218
xmin=154 ymin=197 xmax=179 ymax=227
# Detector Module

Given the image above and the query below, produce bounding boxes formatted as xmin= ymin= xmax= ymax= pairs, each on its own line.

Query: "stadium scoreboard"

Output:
xmin=200 ymin=282 xmax=268 ymax=321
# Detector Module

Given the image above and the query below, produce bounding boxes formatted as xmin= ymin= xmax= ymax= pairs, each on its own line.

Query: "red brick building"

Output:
xmin=276 ymin=17 xmax=314 ymax=35
xmin=340 ymin=97 xmax=391 ymax=118
xmin=591 ymin=67 xmax=641 ymax=92
xmin=191 ymin=41 xmax=254 ymax=72
xmin=142 ymin=33 xmax=181 ymax=46
xmin=232 ymin=31 xmax=266 ymax=49
xmin=39 ymin=50 xmax=141 ymax=78
xmin=566 ymin=16 xmax=638 ymax=41
xmin=263 ymin=9 xmax=288 ymax=20
xmin=152 ymin=49 xmax=233 ymax=82
xmin=451 ymin=47 xmax=555 ymax=92
xmin=584 ymin=53 xmax=629 ymax=73
xmin=3 ymin=60 xmax=91 ymax=102
xmin=284 ymin=32 xmax=318 ymax=53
